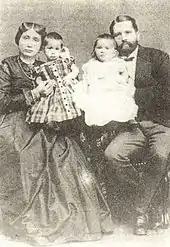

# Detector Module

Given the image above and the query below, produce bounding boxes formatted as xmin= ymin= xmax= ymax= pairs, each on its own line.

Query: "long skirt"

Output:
xmin=0 ymin=111 xmax=113 ymax=245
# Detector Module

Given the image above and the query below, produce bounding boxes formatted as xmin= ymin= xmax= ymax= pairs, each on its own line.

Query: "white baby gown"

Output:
xmin=74 ymin=58 xmax=138 ymax=126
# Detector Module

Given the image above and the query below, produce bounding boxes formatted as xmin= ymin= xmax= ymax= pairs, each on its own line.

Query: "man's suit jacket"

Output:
xmin=134 ymin=45 xmax=170 ymax=126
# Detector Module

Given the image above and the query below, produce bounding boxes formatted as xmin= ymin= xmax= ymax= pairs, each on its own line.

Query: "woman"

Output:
xmin=0 ymin=22 xmax=113 ymax=245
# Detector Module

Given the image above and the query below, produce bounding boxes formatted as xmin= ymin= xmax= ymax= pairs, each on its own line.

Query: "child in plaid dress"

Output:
xmin=26 ymin=32 xmax=81 ymax=124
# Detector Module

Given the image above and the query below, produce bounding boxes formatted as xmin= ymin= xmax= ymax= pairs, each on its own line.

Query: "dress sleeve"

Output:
xmin=61 ymin=46 xmax=75 ymax=65
xmin=82 ymin=63 xmax=89 ymax=82
xmin=0 ymin=61 xmax=31 ymax=114
xmin=69 ymin=56 xmax=76 ymax=64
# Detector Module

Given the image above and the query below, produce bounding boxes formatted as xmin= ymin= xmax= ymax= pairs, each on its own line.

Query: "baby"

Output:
xmin=73 ymin=33 xmax=138 ymax=126
xmin=26 ymin=32 xmax=81 ymax=125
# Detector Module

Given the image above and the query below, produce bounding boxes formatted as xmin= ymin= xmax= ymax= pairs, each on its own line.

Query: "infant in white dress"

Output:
xmin=74 ymin=34 xmax=138 ymax=126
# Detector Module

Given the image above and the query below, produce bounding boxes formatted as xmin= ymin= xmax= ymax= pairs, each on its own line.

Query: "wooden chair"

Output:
xmin=80 ymin=128 xmax=170 ymax=230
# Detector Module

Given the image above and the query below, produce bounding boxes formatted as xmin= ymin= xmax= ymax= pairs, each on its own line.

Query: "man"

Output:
xmin=105 ymin=15 xmax=170 ymax=235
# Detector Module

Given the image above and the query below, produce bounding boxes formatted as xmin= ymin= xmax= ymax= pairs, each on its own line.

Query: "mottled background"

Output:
xmin=0 ymin=1 xmax=170 ymax=247
xmin=0 ymin=0 xmax=169 ymax=68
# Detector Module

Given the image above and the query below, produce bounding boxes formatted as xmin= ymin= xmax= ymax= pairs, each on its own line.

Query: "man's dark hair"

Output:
xmin=109 ymin=15 xmax=138 ymax=36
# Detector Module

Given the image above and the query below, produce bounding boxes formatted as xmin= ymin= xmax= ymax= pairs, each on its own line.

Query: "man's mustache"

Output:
xmin=120 ymin=41 xmax=133 ymax=48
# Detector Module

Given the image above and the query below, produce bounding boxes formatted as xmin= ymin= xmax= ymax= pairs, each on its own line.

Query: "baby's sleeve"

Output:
xmin=61 ymin=46 xmax=71 ymax=59
xmin=61 ymin=47 xmax=76 ymax=65
xmin=82 ymin=62 xmax=91 ymax=83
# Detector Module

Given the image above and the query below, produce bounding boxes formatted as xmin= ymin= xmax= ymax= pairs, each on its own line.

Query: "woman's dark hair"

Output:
xmin=92 ymin=33 xmax=117 ymax=58
xmin=15 ymin=22 xmax=46 ymax=47
xmin=43 ymin=32 xmax=64 ymax=48
xmin=109 ymin=15 xmax=138 ymax=36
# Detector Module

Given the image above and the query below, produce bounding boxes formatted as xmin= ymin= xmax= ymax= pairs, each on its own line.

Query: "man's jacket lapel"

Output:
xmin=135 ymin=46 xmax=153 ymax=88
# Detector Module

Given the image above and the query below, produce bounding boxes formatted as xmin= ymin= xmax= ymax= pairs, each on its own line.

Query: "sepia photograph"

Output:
xmin=0 ymin=0 xmax=170 ymax=246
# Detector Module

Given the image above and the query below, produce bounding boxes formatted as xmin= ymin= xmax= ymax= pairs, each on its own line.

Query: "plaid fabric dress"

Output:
xmin=26 ymin=57 xmax=81 ymax=123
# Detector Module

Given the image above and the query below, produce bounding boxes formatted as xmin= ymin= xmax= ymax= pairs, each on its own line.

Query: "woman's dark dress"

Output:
xmin=0 ymin=56 xmax=113 ymax=244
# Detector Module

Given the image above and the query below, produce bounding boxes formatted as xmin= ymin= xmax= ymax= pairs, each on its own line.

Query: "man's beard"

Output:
xmin=117 ymin=41 xmax=138 ymax=56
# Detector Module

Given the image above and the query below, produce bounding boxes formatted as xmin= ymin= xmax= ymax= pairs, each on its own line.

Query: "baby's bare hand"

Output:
xmin=40 ymin=79 xmax=55 ymax=97
xmin=33 ymin=77 xmax=55 ymax=97
xmin=63 ymin=75 xmax=73 ymax=85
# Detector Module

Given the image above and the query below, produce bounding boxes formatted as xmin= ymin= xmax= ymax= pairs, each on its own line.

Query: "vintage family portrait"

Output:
xmin=0 ymin=0 xmax=169 ymax=246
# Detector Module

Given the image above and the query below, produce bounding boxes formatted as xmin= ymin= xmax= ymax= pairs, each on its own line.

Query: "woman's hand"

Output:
xmin=31 ymin=77 xmax=54 ymax=99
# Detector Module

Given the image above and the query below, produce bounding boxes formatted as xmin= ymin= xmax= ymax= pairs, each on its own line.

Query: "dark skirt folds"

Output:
xmin=0 ymin=111 xmax=113 ymax=244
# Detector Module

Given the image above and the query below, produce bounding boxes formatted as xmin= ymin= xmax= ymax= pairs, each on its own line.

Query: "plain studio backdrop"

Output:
xmin=0 ymin=0 xmax=169 ymax=70
xmin=0 ymin=1 xmax=170 ymax=247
